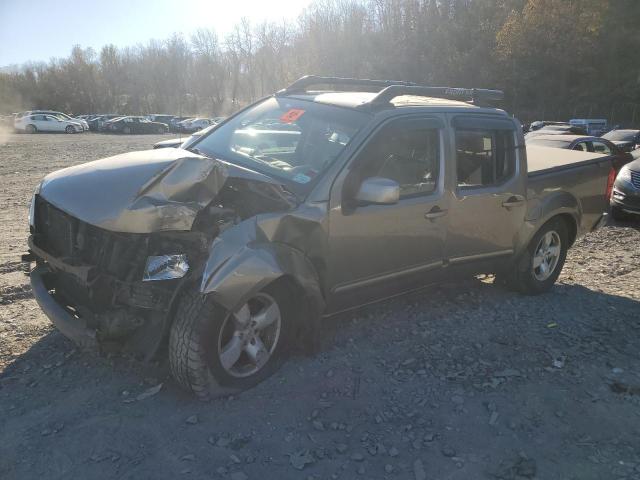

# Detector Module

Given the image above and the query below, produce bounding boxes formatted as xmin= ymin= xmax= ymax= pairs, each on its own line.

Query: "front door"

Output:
xmin=445 ymin=115 xmax=526 ymax=267
xmin=327 ymin=116 xmax=449 ymax=312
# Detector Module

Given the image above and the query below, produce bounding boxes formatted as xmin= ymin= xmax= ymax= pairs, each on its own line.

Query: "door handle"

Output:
xmin=424 ymin=206 xmax=448 ymax=220
xmin=502 ymin=195 xmax=525 ymax=209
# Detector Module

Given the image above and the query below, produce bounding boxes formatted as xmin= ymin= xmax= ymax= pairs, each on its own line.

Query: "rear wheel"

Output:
xmin=65 ymin=125 xmax=75 ymax=134
xmin=123 ymin=126 xmax=131 ymax=134
xmin=26 ymin=124 xmax=37 ymax=134
xmin=169 ymin=282 xmax=294 ymax=399
xmin=510 ymin=218 xmax=568 ymax=295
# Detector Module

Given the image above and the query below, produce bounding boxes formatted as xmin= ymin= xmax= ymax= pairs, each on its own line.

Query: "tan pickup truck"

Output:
xmin=23 ymin=76 xmax=617 ymax=398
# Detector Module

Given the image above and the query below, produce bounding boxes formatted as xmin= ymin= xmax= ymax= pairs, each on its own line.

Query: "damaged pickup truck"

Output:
xmin=23 ymin=76 xmax=617 ymax=398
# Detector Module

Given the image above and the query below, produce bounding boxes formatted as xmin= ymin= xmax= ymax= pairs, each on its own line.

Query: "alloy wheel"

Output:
xmin=533 ymin=230 xmax=561 ymax=281
xmin=217 ymin=293 xmax=282 ymax=378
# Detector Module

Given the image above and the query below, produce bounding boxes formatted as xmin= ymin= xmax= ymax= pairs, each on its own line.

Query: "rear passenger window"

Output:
xmin=358 ymin=125 xmax=440 ymax=198
xmin=592 ymin=142 xmax=611 ymax=155
xmin=455 ymin=129 xmax=515 ymax=188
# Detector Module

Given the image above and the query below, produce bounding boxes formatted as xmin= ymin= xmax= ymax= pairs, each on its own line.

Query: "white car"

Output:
xmin=185 ymin=118 xmax=214 ymax=132
xmin=18 ymin=110 xmax=89 ymax=131
xmin=15 ymin=114 xmax=83 ymax=133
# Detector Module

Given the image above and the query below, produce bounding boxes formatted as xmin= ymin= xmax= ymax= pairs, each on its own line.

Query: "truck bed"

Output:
xmin=527 ymin=145 xmax=609 ymax=176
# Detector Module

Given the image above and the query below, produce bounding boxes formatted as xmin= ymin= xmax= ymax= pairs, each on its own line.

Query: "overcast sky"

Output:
xmin=0 ymin=0 xmax=313 ymax=67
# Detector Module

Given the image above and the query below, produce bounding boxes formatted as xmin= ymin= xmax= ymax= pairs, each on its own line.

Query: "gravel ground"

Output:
xmin=1 ymin=132 xmax=639 ymax=480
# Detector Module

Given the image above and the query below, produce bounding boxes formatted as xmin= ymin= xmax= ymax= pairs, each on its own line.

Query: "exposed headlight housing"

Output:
xmin=142 ymin=254 xmax=189 ymax=281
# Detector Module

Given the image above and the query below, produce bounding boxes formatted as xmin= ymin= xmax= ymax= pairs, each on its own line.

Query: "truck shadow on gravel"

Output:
xmin=2 ymin=278 xmax=640 ymax=480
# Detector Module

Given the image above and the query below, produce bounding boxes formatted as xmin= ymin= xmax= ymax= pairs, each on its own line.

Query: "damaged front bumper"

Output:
xmin=29 ymin=263 xmax=98 ymax=349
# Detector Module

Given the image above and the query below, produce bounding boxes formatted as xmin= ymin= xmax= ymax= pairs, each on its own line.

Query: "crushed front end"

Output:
xmin=26 ymin=196 xmax=210 ymax=355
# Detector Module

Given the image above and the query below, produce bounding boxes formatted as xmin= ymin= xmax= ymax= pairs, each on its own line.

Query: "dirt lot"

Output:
xmin=1 ymin=132 xmax=639 ymax=480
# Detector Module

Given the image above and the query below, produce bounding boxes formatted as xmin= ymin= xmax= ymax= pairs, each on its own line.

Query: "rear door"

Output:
xmin=327 ymin=116 xmax=448 ymax=311
xmin=445 ymin=115 xmax=526 ymax=267
xmin=32 ymin=115 xmax=50 ymax=131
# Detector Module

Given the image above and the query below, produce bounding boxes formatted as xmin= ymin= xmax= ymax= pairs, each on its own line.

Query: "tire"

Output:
xmin=123 ymin=126 xmax=131 ymax=134
xmin=510 ymin=218 xmax=568 ymax=295
xmin=26 ymin=124 xmax=37 ymax=134
xmin=65 ymin=125 xmax=75 ymax=134
xmin=611 ymin=205 xmax=630 ymax=222
xmin=169 ymin=281 xmax=295 ymax=400
xmin=156 ymin=126 xmax=165 ymax=134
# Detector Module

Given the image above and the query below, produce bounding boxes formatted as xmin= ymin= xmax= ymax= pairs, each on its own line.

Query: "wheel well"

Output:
xmin=552 ymin=213 xmax=577 ymax=247
xmin=270 ymin=275 xmax=322 ymax=353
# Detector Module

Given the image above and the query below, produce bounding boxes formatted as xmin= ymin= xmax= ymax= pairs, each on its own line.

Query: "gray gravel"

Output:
xmin=1 ymin=133 xmax=640 ymax=480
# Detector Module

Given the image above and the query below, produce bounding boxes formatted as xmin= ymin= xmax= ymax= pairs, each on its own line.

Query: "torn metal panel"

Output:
xmin=200 ymin=204 xmax=328 ymax=316
xmin=38 ymin=148 xmax=228 ymax=233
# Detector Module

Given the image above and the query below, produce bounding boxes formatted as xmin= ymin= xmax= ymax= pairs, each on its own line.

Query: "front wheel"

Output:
xmin=156 ymin=126 xmax=165 ymax=134
xmin=511 ymin=218 xmax=568 ymax=295
xmin=169 ymin=283 xmax=294 ymax=399
xmin=123 ymin=126 xmax=131 ymax=134
xmin=65 ymin=125 xmax=75 ymax=134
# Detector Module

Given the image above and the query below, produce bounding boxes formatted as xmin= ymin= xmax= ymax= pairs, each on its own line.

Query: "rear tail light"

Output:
xmin=605 ymin=166 xmax=616 ymax=200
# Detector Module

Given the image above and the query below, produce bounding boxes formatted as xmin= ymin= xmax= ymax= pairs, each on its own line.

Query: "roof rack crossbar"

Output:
xmin=278 ymin=75 xmax=417 ymax=95
xmin=369 ymin=85 xmax=504 ymax=107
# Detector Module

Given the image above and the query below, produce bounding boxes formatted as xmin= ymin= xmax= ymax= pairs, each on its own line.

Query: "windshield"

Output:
xmin=193 ymin=97 xmax=370 ymax=193
xmin=603 ymin=130 xmax=636 ymax=141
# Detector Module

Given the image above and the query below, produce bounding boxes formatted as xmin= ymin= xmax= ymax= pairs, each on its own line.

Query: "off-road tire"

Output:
xmin=510 ymin=218 xmax=568 ymax=295
xmin=169 ymin=282 xmax=294 ymax=400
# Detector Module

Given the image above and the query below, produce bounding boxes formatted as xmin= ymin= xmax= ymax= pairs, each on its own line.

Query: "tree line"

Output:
xmin=1 ymin=0 xmax=639 ymax=124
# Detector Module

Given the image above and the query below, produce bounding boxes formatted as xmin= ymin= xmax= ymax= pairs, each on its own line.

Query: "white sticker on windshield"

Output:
xmin=292 ymin=173 xmax=312 ymax=184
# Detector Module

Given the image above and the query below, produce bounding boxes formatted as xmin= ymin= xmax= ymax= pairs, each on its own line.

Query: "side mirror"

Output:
xmin=355 ymin=177 xmax=400 ymax=205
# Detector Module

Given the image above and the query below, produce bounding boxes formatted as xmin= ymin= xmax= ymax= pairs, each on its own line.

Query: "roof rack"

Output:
xmin=277 ymin=75 xmax=417 ymax=95
xmin=369 ymin=85 xmax=504 ymax=107
xmin=278 ymin=76 xmax=504 ymax=108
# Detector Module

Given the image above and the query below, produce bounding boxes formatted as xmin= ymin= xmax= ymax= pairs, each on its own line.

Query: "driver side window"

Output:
xmin=356 ymin=123 xmax=440 ymax=198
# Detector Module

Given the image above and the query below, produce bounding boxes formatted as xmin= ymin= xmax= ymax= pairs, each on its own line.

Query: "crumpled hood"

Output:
xmin=39 ymin=148 xmax=228 ymax=233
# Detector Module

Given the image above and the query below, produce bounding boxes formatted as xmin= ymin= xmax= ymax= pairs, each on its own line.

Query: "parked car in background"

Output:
xmin=146 ymin=114 xmax=175 ymax=127
xmin=610 ymin=156 xmax=640 ymax=220
xmin=525 ymin=123 xmax=587 ymax=139
xmin=529 ymin=120 xmax=568 ymax=131
xmin=14 ymin=114 xmax=83 ymax=133
xmin=525 ymin=134 xmax=632 ymax=170
xmin=169 ymin=116 xmax=191 ymax=132
xmin=569 ymin=118 xmax=608 ymax=136
xmin=20 ymin=110 xmax=90 ymax=131
xmin=602 ymin=129 xmax=640 ymax=152
xmin=176 ymin=117 xmax=197 ymax=132
xmin=153 ymin=124 xmax=217 ymax=149
xmin=105 ymin=116 xmax=169 ymax=134
xmin=89 ymin=114 xmax=121 ymax=131
xmin=183 ymin=118 xmax=215 ymax=132
xmin=23 ymin=76 xmax=620 ymax=398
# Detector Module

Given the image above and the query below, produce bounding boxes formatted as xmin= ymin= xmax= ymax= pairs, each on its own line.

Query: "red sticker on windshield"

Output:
xmin=280 ymin=108 xmax=305 ymax=124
